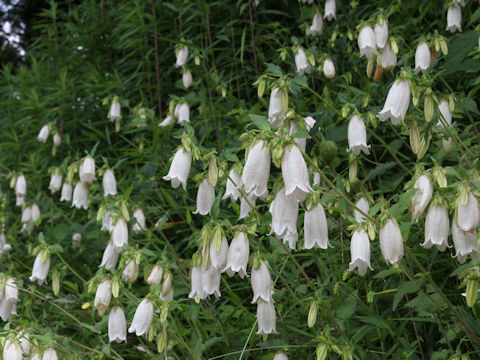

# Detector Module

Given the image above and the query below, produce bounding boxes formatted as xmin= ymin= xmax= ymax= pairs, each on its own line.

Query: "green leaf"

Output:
xmin=393 ymin=278 xmax=425 ymax=310
xmin=248 ymin=114 xmax=270 ymax=130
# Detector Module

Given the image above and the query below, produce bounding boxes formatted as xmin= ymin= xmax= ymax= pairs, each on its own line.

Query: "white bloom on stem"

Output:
xmin=21 ymin=206 xmax=32 ymax=224
xmin=379 ymin=219 xmax=404 ymax=265
xmin=29 ymin=251 xmax=50 ymax=285
xmin=175 ymin=46 xmax=189 ymax=67
xmin=132 ymin=208 xmax=146 ymax=233
xmin=313 ymin=171 xmax=321 ymax=186
xmin=225 ymin=232 xmax=249 ymax=278
xmin=101 ymin=210 xmax=113 ymax=232
xmin=347 ymin=115 xmax=370 ymax=155
xmin=128 ymin=298 xmax=154 ymax=336
xmin=60 ymin=182 xmax=72 ymax=202
xmin=374 ymin=22 xmax=388 ymax=49
xmin=274 ymin=353 xmax=288 ymax=360
xmin=160 ymin=273 xmax=174 ymax=301
xmin=94 ymin=279 xmax=111 ymax=316
xmin=379 ymin=79 xmax=410 ymax=125
xmin=48 ymin=172 xmax=63 ymax=194
xmin=112 ymin=218 xmax=128 ymax=250
xmin=270 ymin=188 xmax=299 ymax=250
xmin=31 ymin=203 xmax=40 ymax=222
xmin=42 ymin=348 xmax=58 ymax=360
xmin=422 ymin=205 xmax=450 ymax=251
xmin=289 ymin=122 xmax=307 ymax=153
xmin=0 ymin=298 xmax=15 ymax=321
xmin=268 ymin=88 xmax=285 ymax=129
xmin=358 ymin=26 xmax=377 ymax=60
xmin=457 ymin=192 xmax=479 ymax=232
xmin=324 ymin=0 xmax=336 ymax=20
xmin=304 ymin=202 xmax=331 ymax=249
xmin=437 ymin=100 xmax=452 ymax=130
xmin=452 ymin=222 xmax=480 ymax=264
xmin=147 ymin=265 xmax=164 ymax=286
xmin=381 ymin=44 xmax=397 ymax=70
xmin=282 ymin=145 xmax=312 ymax=201
xmin=251 ymin=260 xmax=273 ymax=303
xmin=5 ymin=278 xmax=18 ymax=304
xmin=15 ymin=195 xmax=25 ymax=207
xmin=414 ymin=42 xmax=431 ymax=74
xmin=72 ymin=232 xmax=82 ymax=248
xmin=349 ymin=229 xmax=372 ymax=276
xmin=122 ymin=260 xmax=139 ymax=282
xmin=182 ymin=70 xmax=192 ymax=88
xmin=209 ymin=236 xmax=229 ymax=272
xmin=309 ymin=13 xmax=323 ymax=35
xmin=108 ymin=306 xmax=127 ymax=343
xmin=159 ymin=115 xmax=175 ymax=127
xmin=18 ymin=332 xmax=30 ymax=355
xmin=239 ymin=193 xmax=256 ymax=219
xmin=72 ymin=182 xmax=88 ymax=209
xmin=193 ymin=179 xmax=215 ymax=215
xmin=295 ymin=48 xmax=311 ymax=75
xmin=99 ymin=241 xmax=120 ymax=270
xmin=103 ymin=169 xmax=117 ymax=197
xmin=242 ymin=140 xmax=270 ymax=198
xmin=80 ymin=156 xmax=95 ymax=186
xmin=109 ymin=99 xmax=121 ymax=120
xmin=323 ymin=58 xmax=335 ymax=79
xmin=200 ymin=266 xmax=221 ymax=299
xmin=3 ymin=339 xmax=22 ymax=360
xmin=446 ymin=5 xmax=462 ymax=33
xmin=256 ymin=300 xmax=278 ymax=335
xmin=163 ymin=147 xmax=192 ymax=190
xmin=222 ymin=169 xmax=242 ymax=202
xmin=410 ymin=175 xmax=433 ymax=223
xmin=0 ymin=232 xmax=11 ymax=255
xmin=53 ymin=133 xmax=61 ymax=148
xmin=37 ymin=125 xmax=50 ymax=143
xmin=188 ymin=266 xmax=204 ymax=300
xmin=15 ymin=174 xmax=26 ymax=197
xmin=178 ymin=103 xmax=190 ymax=125
xmin=304 ymin=116 xmax=316 ymax=131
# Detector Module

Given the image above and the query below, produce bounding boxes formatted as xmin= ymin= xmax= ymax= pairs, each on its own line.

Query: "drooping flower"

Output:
xmin=282 ymin=145 xmax=312 ymax=201
xmin=358 ymin=26 xmax=377 ymax=60
xmin=122 ymin=260 xmax=139 ymax=283
xmin=256 ymin=300 xmax=278 ymax=335
xmin=108 ymin=306 xmax=127 ymax=343
xmin=242 ymin=140 xmax=271 ymax=198
xmin=72 ymin=233 xmax=82 ymax=248
xmin=101 ymin=210 xmax=113 ymax=232
xmin=132 ymin=208 xmax=146 ymax=233
xmin=163 ymin=147 xmax=192 ymax=190
xmin=37 ymin=124 xmax=50 ymax=143
xmin=239 ymin=193 xmax=256 ymax=219
xmin=178 ymin=103 xmax=190 ymax=126
xmin=5 ymin=278 xmax=18 ymax=305
xmin=414 ymin=42 xmax=431 ymax=74
xmin=209 ymin=236 xmax=229 ymax=272
xmin=183 ymin=70 xmax=193 ymax=88
xmin=60 ymin=182 xmax=72 ymax=202
xmin=128 ymin=298 xmax=154 ymax=336
xmin=53 ymin=133 xmax=61 ymax=148
xmin=94 ymin=279 xmax=111 ymax=316
xmin=378 ymin=79 xmax=411 ymax=125
xmin=251 ymin=260 xmax=273 ymax=303
xmin=379 ymin=219 xmax=404 ymax=265
xmin=422 ymin=205 xmax=450 ymax=251
xmin=99 ymin=241 xmax=120 ymax=270
xmin=437 ymin=100 xmax=452 ymax=130
xmin=175 ymin=46 xmax=189 ymax=67
xmin=270 ymin=188 xmax=299 ymax=250
xmin=3 ymin=339 xmax=22 ymax=360
xmin=381 ymin=44 xmax=397 ymax=70
xmin=103 ymin=169 xmax=117 ymax=197
xmin=48 ymin=171 xmax=63 ymax=194
xmin=188 ymin=266 xmax=204 ymax=300
xmin=374 ymin=21 xmax=388 ymax=49
xmin=268 ymin=88 xmax=285 ymax=129
xmin=199 ymin=266 xmax=221 ymax=299
xmin=323 ymin=58 xmax=335 ymax=79
xmin=324 ymin=0 xmax=336 ymax=20
xmin=42 ymin=348 xmax=58 ymax=360
xmin=225 ymin=232 xmax=249 ymax=278
xmin=193 ymin=179 xmax=215 ymax=216
xmin=457 ymin=192 xmax=479 ymax=232
xmin=446 ymin=5 xmax=462 ymax=33
xmin=160 ymin=273 xmax=174 ymax=301
xmin=29 ymin=251 xmax=50 ymax=285
xmin=31 ymin=203 xmax=40 ymax=222
xmin=18 ymin=332 xmax=30 ymax=355
xmin=304 ymin=201 xmax=331 ymax=249
xmin=222 ymin=168 xmax=243 ymax=202
xmin=349 ymin=229 xmax=372 ymax=276
xmin=452 ymin=222 xmax=480 ymax=264
xmin=109 ymin=99 xmax=121 ymax=120
xmin=309 ymin=13 xmax=323 ymax=35
xmin=147 ymin=265 xmax=164 ymax=286
xmin=410 ymin=175 xmax=433 ymax=223
xmin=80 ymin=156 xmax=95 ymax=186
xmin=15 ymin=174 xmax=26 ymax=206
xmin=112 ymin=218 xmax=128 ymax=250
xmin=347 ymin=115 xmax=370 ymax=155
xmin=295 ymin=48 xmax=311 ymax=75
xmin=21 ymin=206 xmax=32 ymax=225
xmin=159 ymin=115 xmax=175 ymax=127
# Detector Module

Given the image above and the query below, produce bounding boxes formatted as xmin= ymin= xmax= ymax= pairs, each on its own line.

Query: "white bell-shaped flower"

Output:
xmin=182 ymin=70 xmax=192 ymax=88
xmin=101 ymin=210 xmax=113 ymax=232
xmin=374 ymin=22 xmax=388 ymax=49
xmin=18 ymin=332 xmax=30 ymax=355
xmin=0 ymin=297 xmax=15 ymax=321
xmin=5 ymin=278 xmax=18 ymax=304
xmin=304 ymin=116 xmax=316 ymax=131
xmin=159 ymin=115 xmax=175 ymax=127
xmin=147 ymin=265 xmax=164 ymax=286
xmin=175 ymin=46 xmax=189 ymax=67
xmin=109 ymin=99 xmax=121 ymax=120
xmin=102 ymin=169 xmax=117 ymax=197
xmin=128 ymin=298 xmax=154 ymax=336
xmin=132 ymin=208 xmax=146 ymax=233
xmin=452 ymin=222 xmax=480 ymax=264
xmin=53 ymin=133 xmax=61 ymax=148
xmin=160 ymin=273 xmax=174 ymax=301
xmin=178 ymin=103 xmax=190 ymax=125
xmin=242 ymin=140 xmax=271 ymax=198
xmin=112 ymin=218 xmax=128 ymax=250
xmin=201 ymin=266 xmax=221 ymax=299
xmin=437 ymin=100 xmax=452 ymax=130
xmin=358 ymin=26 xmax=377 ymax=60
xmin=94 ymin=279 xmax=111 ymax=316
xmin=3 ymin=339 xmax=22 ymax=360
xmin=270 ymin=188 xmax=299 ymax=250
xmin=209 ymin=236 xmax=229 ymax=272
xmin=42 ymin=348 xmax=58 ymax=360
xmin=323 ymin=58 xmax=335 ymax=79
xmin=457 ymin=192 xmax=479 ymax=232
xmin=348 ymin=229 xmax=373 ymax=276
xmin=60 ymin=182 xmax=72 ymax=202
xmin=15 ymin=195 xmax=25 ymax=207
xmin=225 ymin=232 xmax=249 ymax=278
xmin=21 ymin=206 xmax=32 ymax=224
xmin=274 ymin=353 xmax=288 ymax=360
xmin=324 ymin=0 xmax=336 ymax=20
xmin=251 ymin=260 xmax=273 ymax=303
xmin=239 ymin=193 xmax=256 ymax=219
xmin=99 ymin=241 xmax=120 ymax=270
xmin=295 ymin=48 xmax=311 ymax=75
xmin=422 ymin=205 xmax=450 ymax=251
xmin=108 ymin=306 xmax=127 ymax=343
xmin=37 ymin=124 xmax=50 ymax=143
xmin=289 ymin=122 xmax=306 ymax=153
xmin=309 ymin=13 xmax=323 ymax=35
xmin=313 ymin=171 xmax=321 ymax=186
xmin=122 ymin=259 xmax=139 ymax=283
xmin=80 ymin=156 xmax=95 ymax=186
xmin=381 ymin=44 xmax=397 ymax=70
xmin=379 ymin=79 xmax=410 ymax=125
xmin=410 ymin=175 xmax=433 ymax=223
xmin=347 ymin=115 xmax=370 ymax=155
xmin=29 ymin=251 xmax=50 ymax=285
xmin=193 ymin=179 xmax=215 ymax=215
xmin=304 ymin=202 xmax=331 ymax=249
xmin=268 ymin=88 xmax=285 ymax=129
xmin=282 ymin=145 xmax=312 ymax=201
xmin=0 ymin=232 xmax=11 ymax=255
xmin=72 ymin=233 xmax=82 ymax=248
xmin=188 ymin=266 xmax=204 ymax=300
xmin=163 ymin=147 xmax=192 ymax=190
xmin=48 ymin=172 xmax=63 ymax=194
xmin=414 ymin=42 xmax=431 ymax=74
xmin=256 ymin=300 xmax=278 ymax=335
xmin=379 ymin=219 xmax=404 ymax=265
xmin=15 ymin=174 xmax=26 ymax=197
xmin=446 ymin=5 xmax=462 ymax=33
xmin=222 ymin=168 xmax=243 ymax=202
xmin=31 ymin=203 xmax=40 ymax=222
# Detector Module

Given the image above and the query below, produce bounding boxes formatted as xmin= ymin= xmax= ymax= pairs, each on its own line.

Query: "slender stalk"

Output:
xmin=151 ymin=2 xmax=163 ymax=118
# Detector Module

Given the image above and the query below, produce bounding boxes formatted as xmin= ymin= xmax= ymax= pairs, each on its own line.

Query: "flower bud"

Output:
xmin=242 ymin=140 xmax=270 ymax=198
xmin=446 ymin=5 xmax=462 ymax=33
xmin=251 ymin=260 xmax=273 ymax=303
xmin=374 ymin=21 xmax=388 ymax=49
xmin=256 ymin=300 xmax=277 ymax=334
xmin=225 ymin=232 xmax=250 ymax=278
xmin=94 ymin=279 xmax=111 ymax=316
xmin=29 ymin=251 xmax=50 ymax=285
xmin=324 ymin=0 xmax=336 ymax=20
xmin=182 ymin=70 xmax=193 ymax=88
xmin=379 ymin=79 xmax=410 ymax=125
xmin=437 ymin=100 xmax=452 ymax=130
xmin=132 ymin=208 xmax=146 ymax=233
xmin=268 ymin=88 xmax=285 ymax=129
xmin=309 ymin=13 xmax=323 ymax=35
xmin=295 ymin=48 xmax=311 ymax=75
xmin=53 ymin=133 xmax=61 ymax=147
xmin=37 ymin=124 xmax=50 ymax=143
xmin=160 ymin=273 xmax=174 ymax=301
xmin=122 ymin=259 xmax=139 ymax=283
xmin=358 ymin=26 xmax=377 ymax=60
xmin=60 ymin=182 xmax=72 ymax=202
xmin=193 ymin=179 xmax=215 ymax=215
xmin=379 ymin=219 xmax=404 ymax=265
xmin=466 ymin=279 xmax=478 ymax=307
xmin=354 ymin=197 xmax=369 ymax=223
xmin=414 ymin=42 xmax=431 ymax=74
xmin=147 ymin=265 xmax=164 ymax=286
xmin=348 ymin=229 xmax=372 ymax=276
xmin=323 ymin=58 xmax=335 ymax=79
xmin=178 ymin=103 xmax=190 ymax=126
xmin=128 ymin=298 xmax=154 ymax=336
xmin=103 ymin=169 xmax=117 ymax=197
xmin=410 ymin=175 xmax=433 ymax=223
xmin=304 ymin=202 xmax=331 ymax=249
xmin=175 ymin=46 xmax=189 ymax=67
xmin=112 ymin=218 xmax=128 ymax=250
xmin=347 ymin=115 xmax=370 ymax=155
xmin=163 ymin=147 xmax=192 ymax=190
xmin=422 ymin=205 xmax=450 ymax=251
xmin=109 ymin=306 xmax=127 ymax=343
